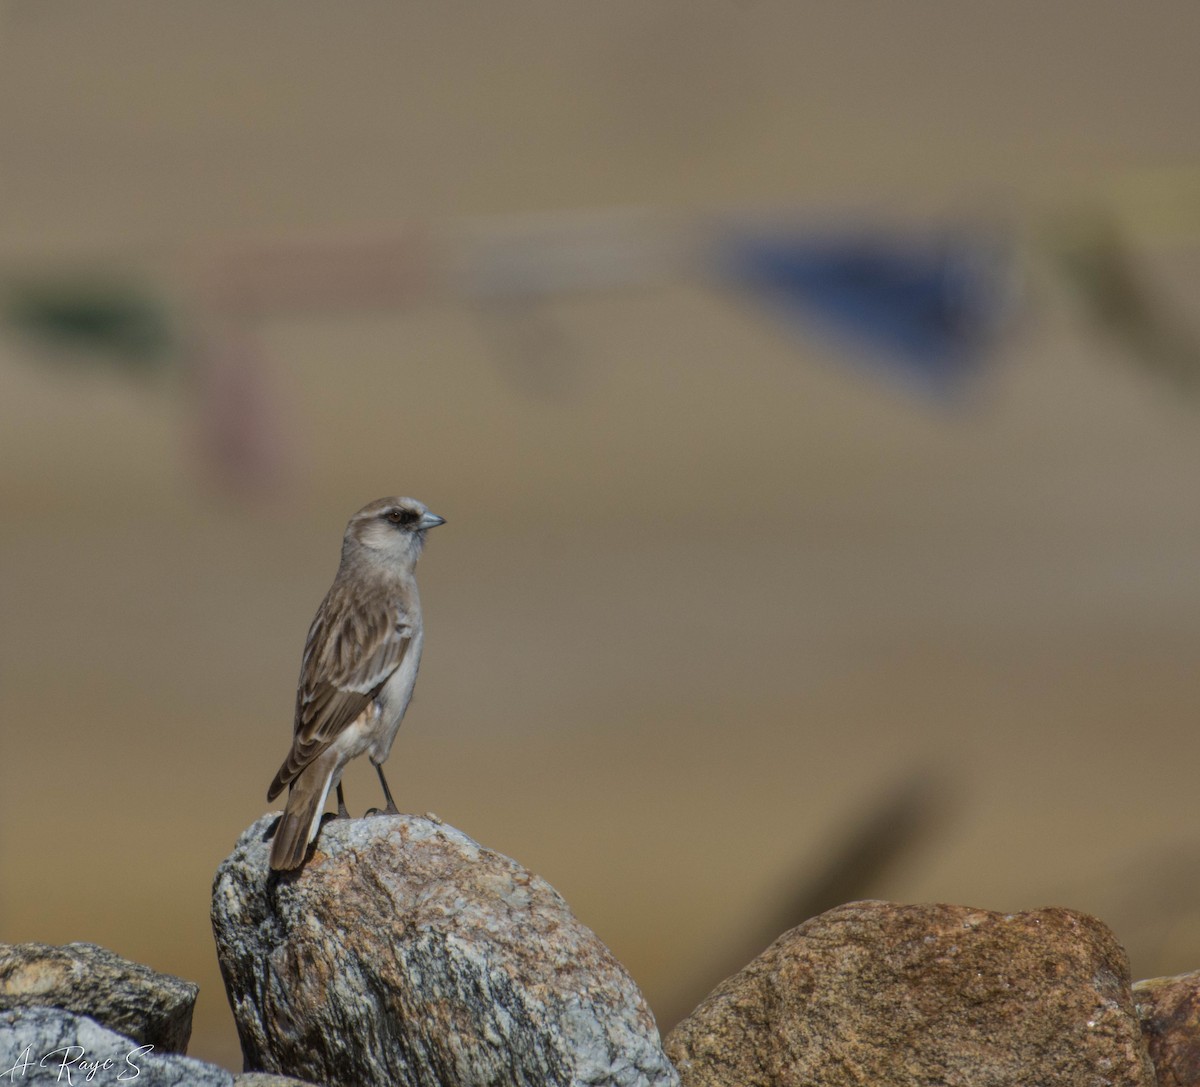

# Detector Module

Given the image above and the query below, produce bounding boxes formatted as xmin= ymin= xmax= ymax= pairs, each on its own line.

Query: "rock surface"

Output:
xmin=1134 ymin=969 xmax=1200 ymax=1086
xmin=0 ymin=941 xmax=197 ymax=1054
xmin=233 ymin=1075 xmax=322 ymax=1086
xmin=665 ymin=899 xmax=1154 ymax=1087
xmin=212 ymin=812 xmax=678 ymax=1087
xmin=0 ymin=1006 xmax=232 ymax=1086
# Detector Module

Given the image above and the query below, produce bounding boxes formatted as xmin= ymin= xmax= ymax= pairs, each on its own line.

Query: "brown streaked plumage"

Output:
xmin=267 ymin=496 xmax=445 ymax=871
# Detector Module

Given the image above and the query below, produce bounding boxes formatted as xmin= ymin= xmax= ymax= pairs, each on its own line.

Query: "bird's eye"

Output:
xmin=386 ymin=508 xmax=420 ymax=526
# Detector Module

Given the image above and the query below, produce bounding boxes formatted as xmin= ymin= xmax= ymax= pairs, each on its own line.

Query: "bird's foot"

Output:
xmin=368 ymin=763 xmax=401 ymax=817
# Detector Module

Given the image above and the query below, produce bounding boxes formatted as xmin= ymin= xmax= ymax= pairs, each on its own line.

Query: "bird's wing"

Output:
xmin=266 ymin=586 xmax=413 ymax=801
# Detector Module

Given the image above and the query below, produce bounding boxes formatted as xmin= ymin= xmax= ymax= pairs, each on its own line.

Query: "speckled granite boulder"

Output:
xmin=0 ymin=1006 xmax=231 ymax=1085
xmin=0 ymin=941 xmax=196 ymax=1053
xmin=213 ymin=812 xmax=677 ymax=1087
xmin=233 ymin=1075 xmax=321 ymax=1086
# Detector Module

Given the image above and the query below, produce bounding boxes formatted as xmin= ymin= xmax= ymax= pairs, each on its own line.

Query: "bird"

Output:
xmin=267 ymin=496 xmax=445 ymax=871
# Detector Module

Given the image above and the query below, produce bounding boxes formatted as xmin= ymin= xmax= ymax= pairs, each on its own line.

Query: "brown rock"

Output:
xmin=1134 ymin=969 xmax=1200 ymax=1086
xmin=665 ymin=900 xmax=1154 ymax=1087
xmin=212 ymin=812 xmax=677 ymax=1087
xmin=0 ymin=941 xmax=197 ymax=1054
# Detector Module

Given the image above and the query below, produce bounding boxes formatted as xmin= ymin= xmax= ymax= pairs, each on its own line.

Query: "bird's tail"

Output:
xmin=269 ymin=750 xmax=338 ymax=871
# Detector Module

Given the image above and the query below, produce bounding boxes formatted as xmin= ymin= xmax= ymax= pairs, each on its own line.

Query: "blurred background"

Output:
xmin=3 ymin=1 xmax=1200 ymax=1071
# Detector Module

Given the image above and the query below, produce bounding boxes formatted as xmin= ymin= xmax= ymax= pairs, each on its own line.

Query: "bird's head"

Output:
xmin=343 ymin=496 xmax=446 ymax=569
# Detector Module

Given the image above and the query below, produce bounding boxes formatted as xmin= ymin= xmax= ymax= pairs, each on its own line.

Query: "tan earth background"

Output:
xmin=2 ymin=2 xmax=1200 ymax=1072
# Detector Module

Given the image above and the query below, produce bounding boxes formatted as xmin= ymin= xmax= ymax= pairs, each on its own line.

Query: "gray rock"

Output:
xmin=0 ymin=941 xmax=197 ymax=1054
xmin=233 ymin=1076 xmax=322 ymax=1086
xmin=212 ymin=812 xmax=678 ymax=1087
xmin=0 ymin=1006 xmax=232 ymax=1085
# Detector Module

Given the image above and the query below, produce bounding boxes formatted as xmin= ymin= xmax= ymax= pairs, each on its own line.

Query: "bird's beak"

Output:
xmin=419 ymin=512 xmax=446 ymax=530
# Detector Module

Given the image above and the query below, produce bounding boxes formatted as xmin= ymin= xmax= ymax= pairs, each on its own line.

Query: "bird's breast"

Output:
xmin=367 ymin=628 xmax=424 ymax=762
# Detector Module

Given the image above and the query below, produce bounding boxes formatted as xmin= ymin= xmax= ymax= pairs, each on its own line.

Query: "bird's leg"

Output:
xmin=365 ymin=762 xmax=401 ymax=817
xmin=320 ymin=781 xmax=353 ymax=827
